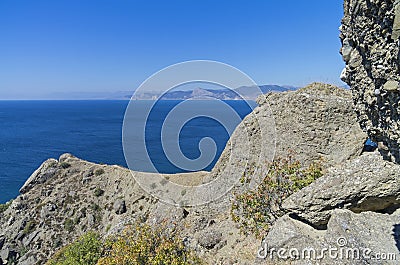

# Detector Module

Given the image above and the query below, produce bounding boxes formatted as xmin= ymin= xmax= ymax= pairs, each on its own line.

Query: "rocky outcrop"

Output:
xmin=19 ymin=158 xmax=58 ymax=194
xmin=340 ymin=0 xmax=400 ymax=163
xmin=282 ymin=151 xmax=400 ymax=227
xmin=263 ymin=83 xmax=367 ymax=167
xmin=260 ymin=209 xmax=400 ymax=264
xmin=211 ymin=83 xmax=367 ymax=187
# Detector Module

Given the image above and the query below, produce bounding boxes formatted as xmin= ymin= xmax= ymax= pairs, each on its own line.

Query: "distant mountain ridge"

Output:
xmin=129 ymin=84 xmax=297 ymax=100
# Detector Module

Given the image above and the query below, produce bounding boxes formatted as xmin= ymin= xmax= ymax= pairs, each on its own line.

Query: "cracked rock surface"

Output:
xmin=340 ymin=0 xmax=400 ymax=163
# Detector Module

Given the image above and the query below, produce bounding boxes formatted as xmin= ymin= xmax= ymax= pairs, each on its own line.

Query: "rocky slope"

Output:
xmin=0 ymin=84 xmax=376 ymax=264
xmin=340 ymin=0 xmax=400 ymax=163
xmin=0 ymin=153 xmax=258 ymax=264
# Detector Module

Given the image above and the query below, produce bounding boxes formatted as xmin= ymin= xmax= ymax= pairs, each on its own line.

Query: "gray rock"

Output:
xmin=265 ymin=83 xmax=367 ymax=167
xmin=19 ymin=159 xmax=58 ymax=194
xmin=383 ymin=80 xmax=399 ymax=91
xmin=18 ymin=255 xmax=37 ymax=265
xmin=0 ymin=248 xmax=9 ymax=263
xmin=198 ymin=229 xmax=223 ymax=250
xmin=393 ymin=0 xmax=400 ymax=40
xmin=59 ymin=153 xmax=75 ymax=163
xmin=22 ymin=231 xmax=39 ymax=247
xmin=0 ymin=248 xmax=16 ymax=264
xmin=209 ymin=83 xmax=367 ymax=193
xmin=282 ymin=152 xmax=400 ymax=227
xmin=40 ymin=203 xmax=57 ymax=219
xmin=113 ymin=199 xmax=127 ymax=215
xmin=261 ymin=209 xmax=400 ymax=264
xmin=87 ymin=213 xmax=95 ymax=227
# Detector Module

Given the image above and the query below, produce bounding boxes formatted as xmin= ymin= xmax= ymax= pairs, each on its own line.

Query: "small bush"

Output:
xmin=23 ymin=220 xmax=36 ymax=235
xmin=0 ymin=200 xmax=12 ymax=214
xmin=46 ymin=232 xmax=103 ymax=265
xmin=94 ymin=169 xmax=104 ymax=176
xmin=98 ymin=222 xmax=203 ymax=265
xmin=90 ymin=204 xmax=101 ymax=212
xmin=231 ymin=155 xmax=323 ymax=238
xmin=64 ymin=219 xmax=75 ymax=233
xmin=47 ymin=223 xmax=203 ymax=265
xmin=93 ymin=188 xmax=104 ymax=197
xmin=60 ymin=162 xmax=71 ymax=169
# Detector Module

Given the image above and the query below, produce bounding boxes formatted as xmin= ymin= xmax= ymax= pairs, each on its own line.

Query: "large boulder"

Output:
xmin=340 ymin=0 xmax=400 ymax=163
xmin=282 ymin=151 xmax=400 ymax=227
xmin=263 ymin=82 xmax=367 ymax=167
xmin=211 ymin=82 xmax=367 ymax=184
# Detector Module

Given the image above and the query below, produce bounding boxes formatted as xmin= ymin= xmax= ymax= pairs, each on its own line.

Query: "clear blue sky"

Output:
xmin=0 ymin=0 xmax=345 ymax=99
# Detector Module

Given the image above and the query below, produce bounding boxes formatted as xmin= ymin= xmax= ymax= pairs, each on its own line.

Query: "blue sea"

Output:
xmin=0 ymin=100 xmax=255 ymax=203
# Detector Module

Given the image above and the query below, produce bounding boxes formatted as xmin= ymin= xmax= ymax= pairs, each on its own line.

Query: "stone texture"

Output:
xmin=260 ymin=209 xmax=400 ymax=265
xmin=282 ymin=151 xmax=400 ymax=227
xmin=113 ymin=199 xmax=127 ymax=215
xmin=341 ymin=0 xmax=400 ymax=163
xmin=210 ymin=83 xmax=367 ymax=193
xmin=197 ymin=229 xmax=223 ymax=250
xmin=264 ymin=83 xmax=367 ymax=167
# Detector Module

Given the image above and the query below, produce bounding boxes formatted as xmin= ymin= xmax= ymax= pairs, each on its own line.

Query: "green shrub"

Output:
xmin=47 ymin=223 xmax=204 ymax=265
xmin=98 ymin=222 xmax=203 ymax=265
xmin=94 ymin=169 xmax=104 ymax=176
xmin=93 ymin=188 xmax=104 ymax=197
xmin=46 ymin=232 xmax=103 ymax=265
xmin=23 ymin=220 xmax=36 ymax=235
xmin=0 ymin=200 xmax=12 ymax=214
xmin=90 ymin=204 xmax=101 ymax=212
xmin=64 ymin=219 xmax=75 ymax=233
xmin=231 ymin=155 xmax=323 ymax=238
xmin=60 ymin=162 xmax=71 ymax=169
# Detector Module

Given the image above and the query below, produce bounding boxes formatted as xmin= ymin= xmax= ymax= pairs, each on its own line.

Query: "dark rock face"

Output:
xmin=340 ymin=0 xmax=400 ymax=163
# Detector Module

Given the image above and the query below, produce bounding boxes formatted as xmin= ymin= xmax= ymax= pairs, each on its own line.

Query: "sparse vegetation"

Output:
xmin=90 ymin=203 xmax=101 ymax=212
xmin=0 ymin=200 xmax=12 ymax=214
xmin=93 ymin=188 xmax=104 ymax=197
xmin=64 ymin=219 xmax=75 ymax=233
xmin=94 ymin=169 xmax=104 ymax=176
xmin=46 ymin=232 xmax=103 ymax=265
xmin=23 ymin=220 xmax=36 ymax=235
xmin=48 ymin=161 xmax=58 ymax=167
xmin=60 ymin=162 xmax=71 ymax=169
xmin=231 ymin=155 xmax=323 ymax=238
xmin=47 ymin=223 xmax=204 ymax=265
xmin=98 ymin=222 xmax=203 ymax=265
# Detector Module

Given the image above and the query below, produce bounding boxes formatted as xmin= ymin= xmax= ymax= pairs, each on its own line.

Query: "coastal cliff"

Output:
xmin=1 ymin=83 xmax=392 ymax=264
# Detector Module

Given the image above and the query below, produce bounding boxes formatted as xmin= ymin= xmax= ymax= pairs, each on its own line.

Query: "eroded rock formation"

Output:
xmin=340 ymin=0 xmax=400 ymax=162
